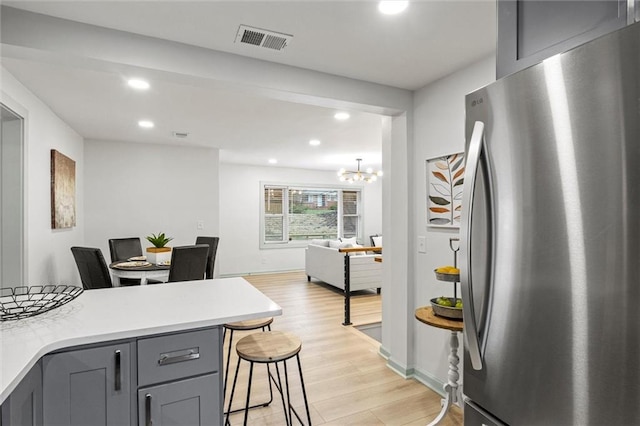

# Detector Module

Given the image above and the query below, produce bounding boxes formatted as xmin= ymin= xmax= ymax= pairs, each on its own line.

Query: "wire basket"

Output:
xmin=0 ymin=285 xmax=83 ymax=321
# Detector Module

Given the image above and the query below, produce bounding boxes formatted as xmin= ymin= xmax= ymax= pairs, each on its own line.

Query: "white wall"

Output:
xmin=83 ymin=139 xmax=220 ymax=271
xmin=410 ymin=56 xmax=495 ymax=393
xmin=219 ymin=162 xmax=382 ymax=276
xmin=1 ymin=66 xmax=85 ymax=287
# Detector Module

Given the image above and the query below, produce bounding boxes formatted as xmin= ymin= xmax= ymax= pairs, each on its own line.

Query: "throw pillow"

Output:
xmin=328 ymin=240 xmax=343 ymax=249
xmin=372 ymin=236 xmax=382 ymax=247
xmin=340 ymin=237 xmax=357 ymax=245
xmin=310 ymin=239 xmax=330 ymax=247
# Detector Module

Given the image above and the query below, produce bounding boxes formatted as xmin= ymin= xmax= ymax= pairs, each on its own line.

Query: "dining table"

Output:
xmin=109 ymin=260 xmax=170 ymax=286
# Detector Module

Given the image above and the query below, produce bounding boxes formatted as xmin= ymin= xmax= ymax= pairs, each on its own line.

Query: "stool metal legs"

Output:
xmin=225 ymin=355 xmax=312 ymax=426
xmin=223 ymin=325 xmax=273 ymax=419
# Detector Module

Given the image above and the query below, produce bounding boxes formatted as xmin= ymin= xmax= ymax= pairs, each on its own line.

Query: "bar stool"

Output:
xmin=225 ymin=331 xmax=312 ymax=426
xmin=223 ymin=318 xmax=274 ymax=414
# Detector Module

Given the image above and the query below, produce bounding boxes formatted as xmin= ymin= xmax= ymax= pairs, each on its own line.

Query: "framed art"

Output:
xmin=51 ymin=149 xmax=76 ymax=229
xmin=426 ymin=152 xmax=465 ymax=228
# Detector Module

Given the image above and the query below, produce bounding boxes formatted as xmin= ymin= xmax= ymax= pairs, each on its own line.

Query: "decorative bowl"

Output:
xmin=434 ymin=269 xmax=460 ymax=282
xmin=0 ymin=285 xmax=83 ymax=321
xmin=430 ymin=297 xmax=463 ymax=320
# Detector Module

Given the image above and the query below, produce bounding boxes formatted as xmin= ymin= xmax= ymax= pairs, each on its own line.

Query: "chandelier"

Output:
xmin=338 ymin=158 xmax=383 ymax=183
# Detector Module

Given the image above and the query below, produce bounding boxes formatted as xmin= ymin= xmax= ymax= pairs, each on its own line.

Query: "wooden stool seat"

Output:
xmin=226 ymin=331 xmax=311 ymax=425
xmin=225 ymin=317 xmax=273 ymax=331
xmin=236 ymin=331 xmax=301 ymax=363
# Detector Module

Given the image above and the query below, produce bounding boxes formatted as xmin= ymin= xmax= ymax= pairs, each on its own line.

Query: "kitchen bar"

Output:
xmin=0 ymin=277 xmax=281 ymax=405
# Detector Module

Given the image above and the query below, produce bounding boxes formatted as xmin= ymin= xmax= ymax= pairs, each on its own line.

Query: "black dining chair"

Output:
xmin=167 ymin=244 xmax=209 ymax=283
xmin=108 ymin=237 xmax=143 ymax=262
xmin=70 ymin=247 xmax=113 ymax=290
xmin=108 ymin=237 xmax=144 ymax=285
xmin=195 ymin=236 xmax=219 ymax=279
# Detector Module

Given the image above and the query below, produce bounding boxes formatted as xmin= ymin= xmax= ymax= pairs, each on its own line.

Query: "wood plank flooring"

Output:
xmin=224 ymin=271 xmax=463 ymax=425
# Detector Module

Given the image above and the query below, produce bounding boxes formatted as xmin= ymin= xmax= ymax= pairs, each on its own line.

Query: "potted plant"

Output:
xmin=145 ymin=232 xmax=173 ymax=264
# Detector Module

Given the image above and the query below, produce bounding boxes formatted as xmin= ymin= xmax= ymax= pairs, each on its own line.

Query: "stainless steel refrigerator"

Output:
xmin=461 ymin=21 xmax=640 ymax=425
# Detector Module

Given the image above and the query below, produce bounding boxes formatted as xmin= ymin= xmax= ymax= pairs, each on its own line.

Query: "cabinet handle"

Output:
xmin=145 ymin=393 xmax=152 ymax=426
xmin=158 ymin=347 xmax=200 ymax=366
xmin=114 ymin=350 xmax=122 ymax=391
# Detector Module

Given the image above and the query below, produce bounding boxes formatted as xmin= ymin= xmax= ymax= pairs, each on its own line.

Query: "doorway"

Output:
xmin=1 ymin=103 xmax=24 ymax=288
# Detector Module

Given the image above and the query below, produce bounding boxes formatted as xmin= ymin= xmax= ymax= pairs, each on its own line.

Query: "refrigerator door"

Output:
xmin=462 ymin=22 xmax=640 ymax=425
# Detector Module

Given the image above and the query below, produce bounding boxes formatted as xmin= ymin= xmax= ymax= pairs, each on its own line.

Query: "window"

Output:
xmin=261 ymin=184 xmax=363 ymax=247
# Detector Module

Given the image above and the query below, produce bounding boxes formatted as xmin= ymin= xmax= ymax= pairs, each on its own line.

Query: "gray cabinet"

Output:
xmin=0 ymin=361 xmax=43 ymax=426
xmin=5 ymin=326 xmax=223 ymax=426
xmin=137 ymin=327 xmax=223 ymax=426
xmin=497 ymin=0 xmax=634 ymax=78
xmin=137 ymin=374 xmax=220 ymax=426
xmin=42 ymin=343 xmax=132 ymax=426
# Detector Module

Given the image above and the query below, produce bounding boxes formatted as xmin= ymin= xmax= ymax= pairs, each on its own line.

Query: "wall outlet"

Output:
xmin=417 ymin=236 xmax=426 ymax=253
xmin=196 ymin=220 xmax=204 ymax=230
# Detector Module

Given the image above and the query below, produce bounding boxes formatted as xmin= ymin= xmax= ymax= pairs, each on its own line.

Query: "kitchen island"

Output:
xmin=0 ymin=277 xmax=282 ymax=425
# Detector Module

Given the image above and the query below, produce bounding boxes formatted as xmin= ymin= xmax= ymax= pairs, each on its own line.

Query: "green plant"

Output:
xmin=146 ymin=232 xmax=173 ymax=248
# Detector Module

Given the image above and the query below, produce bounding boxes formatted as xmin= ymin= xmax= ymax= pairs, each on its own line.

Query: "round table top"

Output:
xmin=415 ymin=306 xmax=463 ymax=332
xmin=109 ymin=261 xmax=170 ymax=271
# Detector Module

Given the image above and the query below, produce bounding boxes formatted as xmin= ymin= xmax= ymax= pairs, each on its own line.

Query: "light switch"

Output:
xmin=417 ymin=236 xmax=426 ymax=253
xmin=197 ymin=220 xmax=204 ymax=230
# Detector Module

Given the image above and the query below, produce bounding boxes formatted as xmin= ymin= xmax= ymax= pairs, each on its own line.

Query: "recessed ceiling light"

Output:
xmin=309 ymin=139 xmax=321 ymax=146
xmin=138 ymin=120 xmax=154 ymax=128
xmin=378 ymin=1 xmax=409 ymax=15
xmin=128 ymin=79 xmax=150 ymax=90
xmin=334 ymin=112 xmax=350 ymax=120
xmin=268 ymin=158 xmax=278 ymax=164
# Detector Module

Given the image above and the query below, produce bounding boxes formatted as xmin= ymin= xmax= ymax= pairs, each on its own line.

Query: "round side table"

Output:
xmin=415 ymin=306 xmax=463 ymax=426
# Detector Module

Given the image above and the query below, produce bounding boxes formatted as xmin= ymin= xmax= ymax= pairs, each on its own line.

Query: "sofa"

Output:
xmin=305 ymin=239 xmax=382 ymax=324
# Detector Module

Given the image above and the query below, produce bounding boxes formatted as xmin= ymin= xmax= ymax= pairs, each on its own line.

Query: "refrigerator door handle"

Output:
xmin=461 ymin=120 xmax=485 ymax=370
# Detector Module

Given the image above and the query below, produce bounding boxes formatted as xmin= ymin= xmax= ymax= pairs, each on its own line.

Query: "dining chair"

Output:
xmin=195 ymin=236 xmax=219 ymax=279
xmin=167 ymin=244 xmax=209 ymax=283
xmin=108 ymin=237 xmax=143 ymax=285
xmin=108 ymin=237 xmax=143 ymax=262
xmin=70 ymin=246 xmax=113 ymax=290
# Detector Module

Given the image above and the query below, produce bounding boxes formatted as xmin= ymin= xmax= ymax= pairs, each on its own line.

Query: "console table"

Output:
xmin=415 ymin=306 xmax=463 ymax=426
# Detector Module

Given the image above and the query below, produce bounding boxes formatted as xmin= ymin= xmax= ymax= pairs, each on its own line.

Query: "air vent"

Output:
xmin=172 ymin=131 xmax=189 ymax=139
xmin=235 ymin=25 xmax=292 ymax=51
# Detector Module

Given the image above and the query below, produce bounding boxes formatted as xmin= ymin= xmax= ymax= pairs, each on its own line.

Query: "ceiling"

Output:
xmin=1 ymin=1 xmax=496 ymax=172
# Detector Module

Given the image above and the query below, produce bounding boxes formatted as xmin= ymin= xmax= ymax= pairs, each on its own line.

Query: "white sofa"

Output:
xmin=305 ymin=239 xmax=382 ymax=325
xmin=305 ymin=240 xmax=382 ymax=292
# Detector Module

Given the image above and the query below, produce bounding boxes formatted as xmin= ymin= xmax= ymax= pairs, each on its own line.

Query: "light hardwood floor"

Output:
xmin=224 ymin=271 xmax=463 ymax=425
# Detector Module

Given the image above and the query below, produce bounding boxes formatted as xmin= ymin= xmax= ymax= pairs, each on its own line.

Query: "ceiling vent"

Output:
xmin=172 ymin=131 xmax=189 ymax=139
xmin=235 ymin=25 xmax=292 ymax=51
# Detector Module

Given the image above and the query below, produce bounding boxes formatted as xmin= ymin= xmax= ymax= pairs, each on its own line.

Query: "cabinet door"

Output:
xmin=1 ymin=361 xmax=43 ymax=426
xmin=497 ymin=0 xmax=629 ymax=78
xmin=138 ymin=373 xmax=221 ymax=426
xmin=42 ymin=343 xmax=131 ymax=426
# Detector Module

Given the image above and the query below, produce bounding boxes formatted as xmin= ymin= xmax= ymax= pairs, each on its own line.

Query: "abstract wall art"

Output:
xmin=51 ymin=149 xmax=76 ymax=229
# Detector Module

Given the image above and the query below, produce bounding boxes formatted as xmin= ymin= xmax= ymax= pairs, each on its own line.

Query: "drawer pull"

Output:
xmin=145 ymin=393 xmax=152 ymax=426
xmin=158 ymin=347 xmax=200 ymax=366
xmin=114 ymin=350 xmax=121 ymax=391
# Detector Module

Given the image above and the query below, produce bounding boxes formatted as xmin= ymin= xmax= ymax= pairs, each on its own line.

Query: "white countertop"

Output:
xmin=0 ymin=277 xmax=282 ymax=404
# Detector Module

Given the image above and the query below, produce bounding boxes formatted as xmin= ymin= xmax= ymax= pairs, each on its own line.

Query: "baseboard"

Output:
xmin=380 ymin=348 xmax=448 ymax=400
xmin=379 ymin=344 xmax=391 ymax=359
xmin=412 ymin=369 xmax=446 ymax=398
xmin=385 ymin=356 xmax=414 ymax=379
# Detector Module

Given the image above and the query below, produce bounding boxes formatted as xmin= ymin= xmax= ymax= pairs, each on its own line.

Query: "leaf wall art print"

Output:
xmin=426 ymin=153 xmax=464 ymax=228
